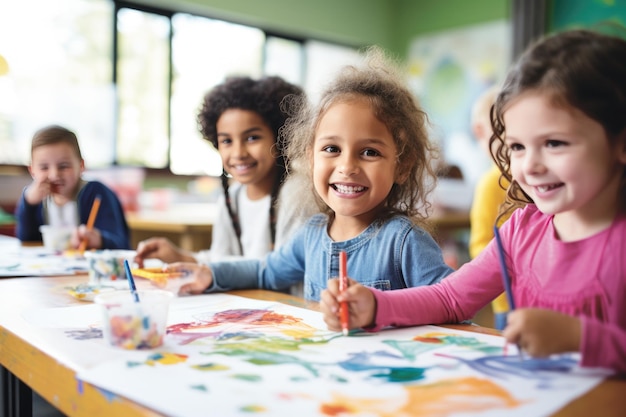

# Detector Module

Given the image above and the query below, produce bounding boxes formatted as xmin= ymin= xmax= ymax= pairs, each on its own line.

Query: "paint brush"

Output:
xmin=339 ymin=251 xmax=349 ymax=336
xmin=78 ymin=195 xmax=102 ymax=253
xmin=493 ymin=225 xmax=523 ymax=360
xmin=124 ymin=259 xmax=140 ymax=303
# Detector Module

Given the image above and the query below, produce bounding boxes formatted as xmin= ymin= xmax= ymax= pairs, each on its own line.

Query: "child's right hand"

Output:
xmin=165 ymin=263 xmax=213 ymax=295
xmin=134 ymin=237 xmax=196 ymax=267
xmin=320 ymin=279 xmax=377 ymax=332
xmin=24 ymin=178 xmax=53 ymax=205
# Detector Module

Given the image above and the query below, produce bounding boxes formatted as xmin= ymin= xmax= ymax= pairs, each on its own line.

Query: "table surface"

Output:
xmin=1 ymin=275 xmax=624 ymax=417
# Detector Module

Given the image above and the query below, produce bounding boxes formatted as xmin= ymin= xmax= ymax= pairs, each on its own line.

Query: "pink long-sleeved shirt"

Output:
xmin=372 ymin=204 xmax=626 ymax=373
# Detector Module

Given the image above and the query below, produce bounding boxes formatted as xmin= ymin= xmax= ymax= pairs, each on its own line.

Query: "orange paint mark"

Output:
xmin=412 ymin=332 xmax=452 ymax=343
xmin=412 ymin=337 xmax=444 ymax=344
xmin=321 ymin=377 xmax=523 ymax=417
xmin=319 ymin=403 xmax=354 ymax=416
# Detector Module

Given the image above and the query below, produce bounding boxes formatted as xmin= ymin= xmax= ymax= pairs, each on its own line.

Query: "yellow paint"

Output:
xmin=240 ymin=404 xmax=267 ymax=412
xmin=0 ymin=54 xmax=8 ymax=76
xmin=192 ymin=363 xmax=229 ymax=371
xmin=145 ymin=352 xmax=188 ymax=366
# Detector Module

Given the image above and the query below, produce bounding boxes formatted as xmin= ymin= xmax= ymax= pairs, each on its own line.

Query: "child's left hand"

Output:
xmin=503 ymin=308 xmax=581 ymax=357
xmin=165 ymin=263 xmax=214 ymax=295
xmin=71 ymin=225 xmax=102 ymax=249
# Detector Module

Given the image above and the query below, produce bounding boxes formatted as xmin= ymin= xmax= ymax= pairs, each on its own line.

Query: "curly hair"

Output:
xmin=490 ymin=28 xmax=626 ymax=221
xmin=280 ymin=46 xmax=440 ymax=231
xmin=196 ymin=76 xmax=304 ymax=249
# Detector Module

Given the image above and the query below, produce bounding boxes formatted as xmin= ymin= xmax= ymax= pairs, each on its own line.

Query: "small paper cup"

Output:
xmin=94 ymin=289 xmax=173 ymax=349
xmin=85 ymin=250 xmax=136 ymax=284
xmin=39 ymin=225 xmax=73 ymax=251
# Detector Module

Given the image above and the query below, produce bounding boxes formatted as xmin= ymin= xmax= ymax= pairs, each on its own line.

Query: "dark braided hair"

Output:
xmin=197 ymin=76 xmax=304 ymax=253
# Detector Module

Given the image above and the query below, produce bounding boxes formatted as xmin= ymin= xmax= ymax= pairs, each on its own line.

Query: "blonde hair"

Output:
xmin=280 ymin=46 xmax=440 ymax=231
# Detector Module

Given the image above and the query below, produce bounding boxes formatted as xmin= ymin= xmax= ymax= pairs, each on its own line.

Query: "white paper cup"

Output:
xmin=39 ymin=225 xmax=73 ymax=251
xmin=85 ymin=250 xmax=136 ymax=284
xmin=94 ymin=289 xmax=173 ymax=349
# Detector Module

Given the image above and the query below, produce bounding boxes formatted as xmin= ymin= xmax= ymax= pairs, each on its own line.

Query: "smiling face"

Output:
xmin=504 ymin=92 xmax=626 ymax=229
xmin=29 ymin=142 xmax=84 ymax=200
xmin=312 ymin=98 xmax=399 ymax=233
xmin=216 ymin=109 xmax=278 ymax=200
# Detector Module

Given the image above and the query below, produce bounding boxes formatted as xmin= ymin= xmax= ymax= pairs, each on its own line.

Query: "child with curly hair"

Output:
xmin=135 ymin=76 xmax=306 ymax=265
xmin=166 ymin=46 xmax=454 ymax=301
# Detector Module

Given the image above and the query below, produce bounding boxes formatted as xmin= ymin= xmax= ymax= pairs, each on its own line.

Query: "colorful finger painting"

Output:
xmin=24 ymin=294 xmax=609 ymax=417
xmin=0 ymin=246 xmax=89 ymax=277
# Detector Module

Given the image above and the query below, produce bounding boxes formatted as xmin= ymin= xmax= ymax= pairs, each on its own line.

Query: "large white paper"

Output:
xmin=24 ymin=293 xmax=609 ymax=417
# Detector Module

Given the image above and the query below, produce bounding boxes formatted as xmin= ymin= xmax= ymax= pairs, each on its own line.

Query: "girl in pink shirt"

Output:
xmin=321 ymin=29 xmax=626 ymax=374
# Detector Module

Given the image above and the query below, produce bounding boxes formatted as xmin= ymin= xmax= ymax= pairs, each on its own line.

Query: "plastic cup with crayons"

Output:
xmin=94 ymin=289 xmax=173 ymax=349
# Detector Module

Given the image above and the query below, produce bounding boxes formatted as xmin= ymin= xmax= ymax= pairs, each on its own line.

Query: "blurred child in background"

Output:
xmin=468 ymin=85 xmax=511 ymax=330
xmin=16 ymin=125 xmax=130 ymax=249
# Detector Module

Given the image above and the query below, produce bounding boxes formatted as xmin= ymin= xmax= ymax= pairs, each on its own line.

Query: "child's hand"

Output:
xmin=166 ymin=263 xmax=213 ymax=295
xmin=72 ymin=225 xmax=102 ymax=249
xmin=503 ymin=308 xmax=581 ymax=357
xmin=320 ymin=278 xmax=377 ymax=332
xmin=134 ymin=237 xmax=195 ymax=267
xmin=24 ymin=178 xmax=53 ymax=205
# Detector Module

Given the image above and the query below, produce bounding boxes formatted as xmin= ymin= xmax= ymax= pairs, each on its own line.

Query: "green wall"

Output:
xmin=146 ymin=0 xmax=395 ymax=50
xmin=145 ymin=0 xmax=509 ymax=58
xmin=392 ymin=0 xmax=509 ymax=56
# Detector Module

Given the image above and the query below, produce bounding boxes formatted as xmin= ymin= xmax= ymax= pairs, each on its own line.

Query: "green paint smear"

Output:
xmin=215 ymin=334 xmax=331 ymax=353
xmin=329 ymin=374 xmax=348 ymax=383
xmin=372 ymin=367 xmax=426 ymax=382
xmin=385 ymin=335 xmax=500 ymax=361
xmin=240 ymin=404 xmax=266 ymax=412
xmin=192 ymin=363 xmax=229 ymax=371
xmin=231 ymin=374 xmax=262 ymax=382
xmin=190 ymin=384 xmax=208 ymax=392
xmin=210 ymin=349 xmax=320 ymax=376
xmin=384 ymin=340 xmax=439 ymax=361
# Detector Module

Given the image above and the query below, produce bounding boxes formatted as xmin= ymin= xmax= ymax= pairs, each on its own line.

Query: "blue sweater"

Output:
xmin=15 ymin=180 xmax=130 ymax=249
xmin=208 ymin=213 xmax=454 ymax=301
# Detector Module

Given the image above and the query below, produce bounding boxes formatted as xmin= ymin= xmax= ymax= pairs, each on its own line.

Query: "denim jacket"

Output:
xmin=208 ymin=214 xmax=454 ymax=301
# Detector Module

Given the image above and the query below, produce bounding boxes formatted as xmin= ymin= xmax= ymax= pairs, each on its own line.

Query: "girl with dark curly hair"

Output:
xmin=135 ymin=76 xmax=307 ymax=265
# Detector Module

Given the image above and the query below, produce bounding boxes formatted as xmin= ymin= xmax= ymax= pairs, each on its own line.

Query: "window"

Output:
xmin=169 ymin=14 xmax=265 ymax=176
xmin=264 ymin=36 xmax=304 ymax=86
xmin=116 ymin=7 xmax=170 ymax=168
xmin=0 ymin=0 xmax=360 ymax=175
xmin=0 ymin=0 xmax=114 ymax=166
